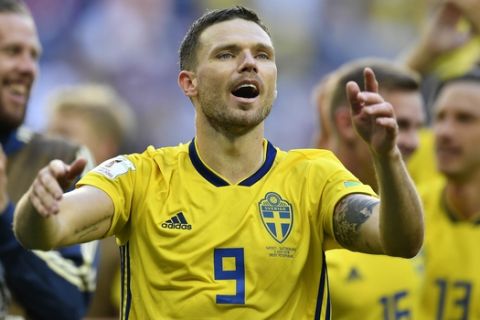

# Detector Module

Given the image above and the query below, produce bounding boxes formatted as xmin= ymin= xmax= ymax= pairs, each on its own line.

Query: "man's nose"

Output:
xmin=403 ymin=129 xmax=420 ymax=151
xmin=15 ymin=51 xmax=38 ymax=76
xmin=434 ymin=118 xmax=455 ymax=140
xmin=238 ymin=52 xmax=257 ymax=73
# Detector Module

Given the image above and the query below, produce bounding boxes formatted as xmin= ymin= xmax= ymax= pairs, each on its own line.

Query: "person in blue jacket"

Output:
xmin=0 ymin=0 xmax=98 ymax=319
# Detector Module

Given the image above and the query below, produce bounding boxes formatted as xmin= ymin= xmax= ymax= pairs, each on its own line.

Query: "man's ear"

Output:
xmin=178 ymin=70 xmax=197 ymax=97
xmin=334 ymin=107 xmax=356 ymax=142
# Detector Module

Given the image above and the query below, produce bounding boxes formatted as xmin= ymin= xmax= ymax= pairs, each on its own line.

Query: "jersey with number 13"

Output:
xmin=419 ymin=179 xmax=480 ymax=320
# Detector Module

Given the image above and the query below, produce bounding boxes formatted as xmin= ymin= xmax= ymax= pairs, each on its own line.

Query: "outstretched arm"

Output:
xmin=403 ymin=2 xmax=473 ymax=75
xmin=13 ymin=158 xmax=114 ymax=250
xmin=332 ymin=68 xmax=424 ymax=258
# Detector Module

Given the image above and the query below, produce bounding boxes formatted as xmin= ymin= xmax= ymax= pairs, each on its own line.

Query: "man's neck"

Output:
xmin=195 ymin=129 xmax=265 ymax=185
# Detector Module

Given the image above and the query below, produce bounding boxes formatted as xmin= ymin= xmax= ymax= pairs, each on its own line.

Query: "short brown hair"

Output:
xmin=179 ymin=6 xmax=270 ymax=71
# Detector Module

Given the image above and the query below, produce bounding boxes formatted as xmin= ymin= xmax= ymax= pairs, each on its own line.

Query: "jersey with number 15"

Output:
xmin=78 ymin=139 xmax=376 ymax=320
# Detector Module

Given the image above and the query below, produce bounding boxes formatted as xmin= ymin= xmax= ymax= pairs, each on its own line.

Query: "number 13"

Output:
xmin=214 ymin=248 xmax=245 ymax=304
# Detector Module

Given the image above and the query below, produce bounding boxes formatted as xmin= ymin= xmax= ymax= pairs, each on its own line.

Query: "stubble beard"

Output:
xmin=436 ymin=152 xmax=474 ymax=183
xmin=199 ymin=94 xmax=273 ymax=137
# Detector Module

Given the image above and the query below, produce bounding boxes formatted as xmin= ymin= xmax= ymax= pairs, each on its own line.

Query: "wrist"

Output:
xmin=372 ymin=146 xmax=403 ymax=165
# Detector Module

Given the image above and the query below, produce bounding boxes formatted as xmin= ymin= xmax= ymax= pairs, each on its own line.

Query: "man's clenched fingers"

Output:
xmin=356 ymin=92 xmax=385 ymax=105
xmin=362 ymin=102 xmax=395 ymax=117
xmin=29 ymin=160 xmax=71 ymax=217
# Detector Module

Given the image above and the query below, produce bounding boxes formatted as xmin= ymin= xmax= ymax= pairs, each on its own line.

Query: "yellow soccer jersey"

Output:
xmin=407 ymin=128 xmax=443 ymax=186
xmin=78 ymin=139 xmax=376 ymax=320
xmin=326 ymin=249 xmax=423 ymax=320
xmin=418 ymin=179 xmax=480 ymax=320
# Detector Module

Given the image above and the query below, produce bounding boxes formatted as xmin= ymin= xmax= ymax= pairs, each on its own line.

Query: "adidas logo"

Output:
xmin=346 ymin=267 xmax=362 ymax=282
xmin=161 ymin=212 xmax=192 ymax=230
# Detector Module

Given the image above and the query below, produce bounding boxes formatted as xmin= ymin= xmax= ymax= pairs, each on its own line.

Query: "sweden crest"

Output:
xmin=258 ymin=192 xmax=293 ymax=243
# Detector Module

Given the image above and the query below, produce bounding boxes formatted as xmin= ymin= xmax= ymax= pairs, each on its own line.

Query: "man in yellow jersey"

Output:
xmin=313 ymin=58 xmax=426 ymax=320
xmin=417 ymin=67 xmax=480 ymax=319
xmin=12 ymin=7 xmax=423 ymax=319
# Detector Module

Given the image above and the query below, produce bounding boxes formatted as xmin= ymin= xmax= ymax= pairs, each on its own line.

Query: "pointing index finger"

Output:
xmin=364 ymin=67 xmax=379 ymax=93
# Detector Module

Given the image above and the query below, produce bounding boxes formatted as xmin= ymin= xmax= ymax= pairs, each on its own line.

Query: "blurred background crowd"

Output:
xmin=23 ymin=0 xmax=448 ymax=153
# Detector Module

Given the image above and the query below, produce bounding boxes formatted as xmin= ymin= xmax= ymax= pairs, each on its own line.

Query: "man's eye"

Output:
xmin=2 ymin=46 xmax=19 ymax=56
xmin=396 ymin=120 xmax=409 ymax=130
xmin=256 ymin=53 xmax=270 ymax=60
xmin=457 ymin=114 xmax=475 ymax=123
xmin=217 ymin=52 xmax=234 ymax=60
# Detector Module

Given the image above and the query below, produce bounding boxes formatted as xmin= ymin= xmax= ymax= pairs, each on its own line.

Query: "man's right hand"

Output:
xmin=29 ymin=158 xmax=87 ymax=217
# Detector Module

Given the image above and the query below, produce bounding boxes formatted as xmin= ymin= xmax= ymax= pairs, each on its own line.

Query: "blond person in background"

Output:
xmin=314 ymin=58 xmax=426 ymax=320
xmin=46 ymin=84 xmax=135 ymax=166
xmin=45 ymin=84 xmax=136 ymax=318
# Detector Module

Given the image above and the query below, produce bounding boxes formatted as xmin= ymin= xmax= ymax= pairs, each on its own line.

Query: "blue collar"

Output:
xmin=188 ymin=138 xmax=277 ymax=187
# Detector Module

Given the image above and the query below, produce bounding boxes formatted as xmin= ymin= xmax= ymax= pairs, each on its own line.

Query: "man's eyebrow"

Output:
xmin=210 ymin=43 xmax=241 ymax=54
xmin=255 ymin=43 xmax=275 ymax=55
xmin=210 ymin=42 xmax=274 ymax=54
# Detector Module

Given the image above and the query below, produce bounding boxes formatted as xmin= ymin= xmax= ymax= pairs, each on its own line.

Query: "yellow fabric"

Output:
xmin=418 ymin=179 xmax=480 ymax=319
xmin=431 ymin=36 xmax=480 ymax=80
xmin=78 ymin=140 xmax=375 ymax=319
xmin=407 ymin=128 xmax=444 ymax=186
xmin=327 ymin=249 xmax=423 ymax=320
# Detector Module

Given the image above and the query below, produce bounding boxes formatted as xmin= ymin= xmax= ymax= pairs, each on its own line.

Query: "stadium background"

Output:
xmin=24 ymin=0 xmax=431 ymax=152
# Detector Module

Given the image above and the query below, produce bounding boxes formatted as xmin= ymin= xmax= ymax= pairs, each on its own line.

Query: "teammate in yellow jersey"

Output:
xmin=313 ymin=58 xmax=426 ymax=320
xmin=418 ymin=67 xmax=480 ymax=320
xmin=12 ymin=7 xmax=423 ymax=319
xmin=407 ymin=128 xmax=443 ymax=185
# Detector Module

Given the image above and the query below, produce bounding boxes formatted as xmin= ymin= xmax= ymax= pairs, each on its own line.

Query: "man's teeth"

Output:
xmin=238 ymin=84 xmax=257 ymax=90
xmin=10 ymin=84 xmax=27 ymax=95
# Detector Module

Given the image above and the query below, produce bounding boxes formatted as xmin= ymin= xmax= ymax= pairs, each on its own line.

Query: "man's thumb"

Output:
xmin=66 ymin=158 xmax=87 ymax=180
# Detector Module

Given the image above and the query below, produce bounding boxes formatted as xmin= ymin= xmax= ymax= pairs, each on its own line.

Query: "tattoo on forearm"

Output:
xmin=333 ymin=194 xmax=379 ymax=248
xmin=74 ymin=215 xmax=111 ymax=241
